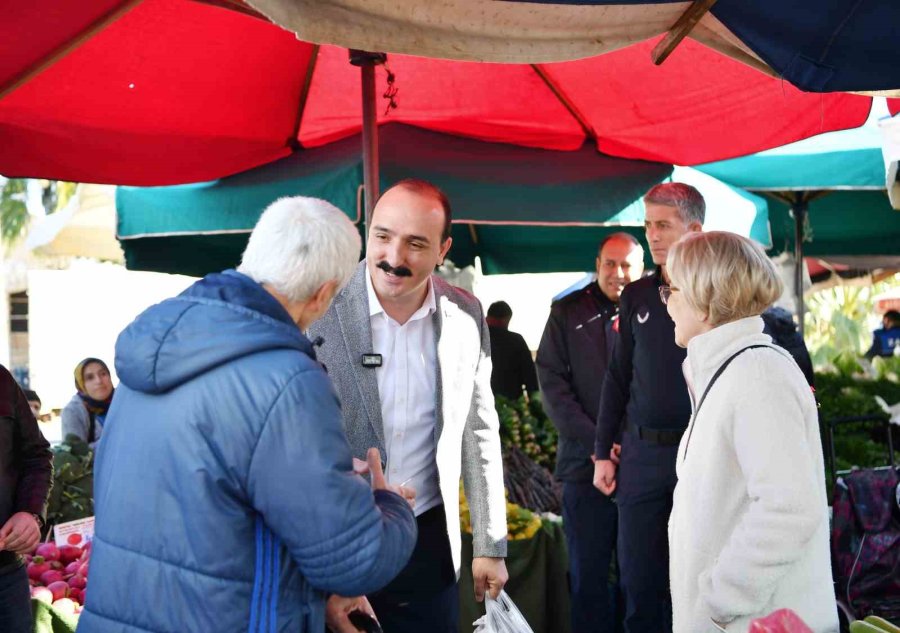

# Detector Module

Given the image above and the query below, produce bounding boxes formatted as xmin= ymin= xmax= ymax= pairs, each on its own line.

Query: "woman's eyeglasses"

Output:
xmin=658 ymin=285 xmax=678 ymax=305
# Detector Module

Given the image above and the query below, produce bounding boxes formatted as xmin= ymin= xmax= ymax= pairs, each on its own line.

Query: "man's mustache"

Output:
xmin=376 ymin=260 xmax=413 ymax=277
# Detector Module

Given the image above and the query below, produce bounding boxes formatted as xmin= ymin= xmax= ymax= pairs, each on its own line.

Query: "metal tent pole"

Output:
xmin=793 ymin=192 xmax=808 ymax=338
xmin=349 ymin=50 xmax=386 ymax=242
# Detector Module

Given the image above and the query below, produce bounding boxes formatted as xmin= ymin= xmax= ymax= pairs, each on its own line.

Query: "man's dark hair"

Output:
xmin=23 ymin=389 xmax=40 ymax=404
xmin=597 ymin=231 xmax=641 ymax=256
xmin=383 ymin=178 xmax=453 ymax=241
xmin=885 ymin=310 xmax=900 ymax=327
xmin=487 ymin=301 xmax=513 ymax=320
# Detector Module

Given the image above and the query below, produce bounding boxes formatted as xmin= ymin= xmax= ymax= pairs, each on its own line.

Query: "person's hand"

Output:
xmin=0 ymin=512 xmax=41 ymax=554
xmin=610 ymin=443 xmax=622 ymax=466
xmin=365 ymin=448 xmax=416 ymax=509
xmin=394 ymin=484 xmax=416 ymax=509
xmin=325 ymin=594 xmax=378 ymax=633
xmin=472 ymin=557 xmax=508 ymax=602
xmin=593 ymin=459 xmax=617 ymax=496
xmin=352 ymin=457 xmax=369 ymax=475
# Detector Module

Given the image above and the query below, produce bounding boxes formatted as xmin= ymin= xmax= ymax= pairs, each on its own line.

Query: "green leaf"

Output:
xmin=0 ymin=178 xmax=29 ymax=245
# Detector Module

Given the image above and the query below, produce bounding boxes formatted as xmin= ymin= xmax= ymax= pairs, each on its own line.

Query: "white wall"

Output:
xmin=23 ymin=260 xmax=588 ymax=408
xmin=473 ymin=272 xmax=588 ymax=351
xmin=28 ymin=261 xmax=196 ymax=410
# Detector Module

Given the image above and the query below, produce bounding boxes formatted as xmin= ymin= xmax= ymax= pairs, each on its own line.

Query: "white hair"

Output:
xmin=238 ymin=196 xmax=361 ymax=303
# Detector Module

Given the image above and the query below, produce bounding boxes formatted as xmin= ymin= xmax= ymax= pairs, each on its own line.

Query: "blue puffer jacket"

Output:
xmin=78 ymin=270 xmax=417 ymax=633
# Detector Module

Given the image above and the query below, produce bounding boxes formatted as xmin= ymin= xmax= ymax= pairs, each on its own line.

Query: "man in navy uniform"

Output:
xmin=537 ymin=232 xmax=644 ymax=633
xmin=593 ymin=184 xmax=704 ymax=633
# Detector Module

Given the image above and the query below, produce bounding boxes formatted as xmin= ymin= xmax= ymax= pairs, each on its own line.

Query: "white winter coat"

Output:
xmin=668 ymin=317 xmax=838 ymax=633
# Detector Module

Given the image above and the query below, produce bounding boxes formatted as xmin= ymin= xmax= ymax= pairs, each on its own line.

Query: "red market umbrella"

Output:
xmin=0 ymin=0 xmax=871 ymax=188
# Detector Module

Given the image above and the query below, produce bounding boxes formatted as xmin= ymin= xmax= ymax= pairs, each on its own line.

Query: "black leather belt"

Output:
xmin=625 ymin=420 xmax=684 ymax=446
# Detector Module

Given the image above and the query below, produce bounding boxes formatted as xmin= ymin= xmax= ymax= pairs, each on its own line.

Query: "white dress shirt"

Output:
xmin=366 ymin=271 xmax=441 ymax=516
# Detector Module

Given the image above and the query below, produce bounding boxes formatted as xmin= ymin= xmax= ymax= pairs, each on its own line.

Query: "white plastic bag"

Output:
xmin=472 ymin=590 xmax=535 ymax=633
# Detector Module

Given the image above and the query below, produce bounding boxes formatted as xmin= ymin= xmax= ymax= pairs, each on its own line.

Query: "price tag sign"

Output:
xmin=53 ymin=516 xmax=95 ymax=547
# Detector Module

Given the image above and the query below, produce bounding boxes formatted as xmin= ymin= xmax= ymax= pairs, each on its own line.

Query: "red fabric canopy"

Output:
xmin=889 ymin=99 xmax=900 ymax=117
xmin=0 ymin=0 xmax=871 ymax=185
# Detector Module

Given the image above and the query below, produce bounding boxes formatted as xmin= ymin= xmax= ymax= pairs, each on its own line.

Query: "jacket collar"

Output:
xmin=585 ymin=283 xmax=618 ymax=310
xmin=193 ymin=270 xmax=299 ymax=330
xmin=684 ymin=316 xmax=771 ymax=396
xmin=652 ymin=266 xmax=665 ymax=287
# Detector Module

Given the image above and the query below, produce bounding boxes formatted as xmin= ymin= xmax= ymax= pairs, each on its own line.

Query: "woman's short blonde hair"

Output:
xmin=667 ymin=231 xmax=783 ymax=327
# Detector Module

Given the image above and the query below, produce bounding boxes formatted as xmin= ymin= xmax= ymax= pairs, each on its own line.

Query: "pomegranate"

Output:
xmin=40 ymin=569 xmax=65 ymax=586
xmin=27 ymin=559 xmax=50 ymax=581
xmin=35 ymin=542 xmax=59 ymax=561
xmin=58 ymin=545 xmax=82 ymax=564
xmin=65 ymin=561 xmax=81 ymax=576
xmin=46 ymin=580 xmax=70 ymax=602
xmin=52 ymin=598 xmax=77 ymax=616
xmin=78 ymin=562 xmax=89 ymax=577
xmin=31 ymin=586 xmax=54 ymax=604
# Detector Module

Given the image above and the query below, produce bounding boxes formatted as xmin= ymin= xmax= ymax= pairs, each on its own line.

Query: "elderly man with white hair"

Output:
xmin=78 ymin=197 xmax=418 ymax=633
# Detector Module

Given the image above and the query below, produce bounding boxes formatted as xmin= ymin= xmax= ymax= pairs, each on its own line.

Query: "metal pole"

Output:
xmin=349 ymin=50 xmax=386 ymax=242
xmin=793 ymin=193 xmax=807 ymax=338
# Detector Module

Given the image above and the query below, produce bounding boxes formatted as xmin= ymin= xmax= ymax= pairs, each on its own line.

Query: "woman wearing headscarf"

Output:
xmin=61 ymin=357 xmax=114 ymax=449
xmin=663 ymin=232 xmax=837 ymax=632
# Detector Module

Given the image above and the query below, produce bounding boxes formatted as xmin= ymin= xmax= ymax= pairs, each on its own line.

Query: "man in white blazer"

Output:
xmin=310 ymin=179 xmax=508 ymax=633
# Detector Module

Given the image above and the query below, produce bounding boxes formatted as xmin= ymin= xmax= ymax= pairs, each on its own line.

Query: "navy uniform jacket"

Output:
xmin=594 ymin=268 xmax=692 ymax=459
xmin=537 ymin=283 xmax=618 ymax=482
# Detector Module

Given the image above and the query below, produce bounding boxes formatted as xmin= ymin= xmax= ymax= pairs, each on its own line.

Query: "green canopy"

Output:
xmin=766 ymin=190 xmax=900 ymax=257
xmin=694 ymin=104 xmax=899 ymax=330
xmin=118 ymin=124 xmax=768 ymax=276
xmin=118 ymin=124 xmax=676 ymax=275
xmin=696 ymin=107 xmax=898 ymax=258
xmin=696 ymin=133 xmax=884 ymax=191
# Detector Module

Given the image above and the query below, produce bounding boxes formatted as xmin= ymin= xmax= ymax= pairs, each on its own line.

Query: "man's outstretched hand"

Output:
xmin=356 ymin=448 xmax=416 ymax=509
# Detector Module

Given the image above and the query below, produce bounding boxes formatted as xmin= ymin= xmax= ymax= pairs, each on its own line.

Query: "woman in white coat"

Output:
xmin=663 ymin=231 xmax=838 ymax=633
